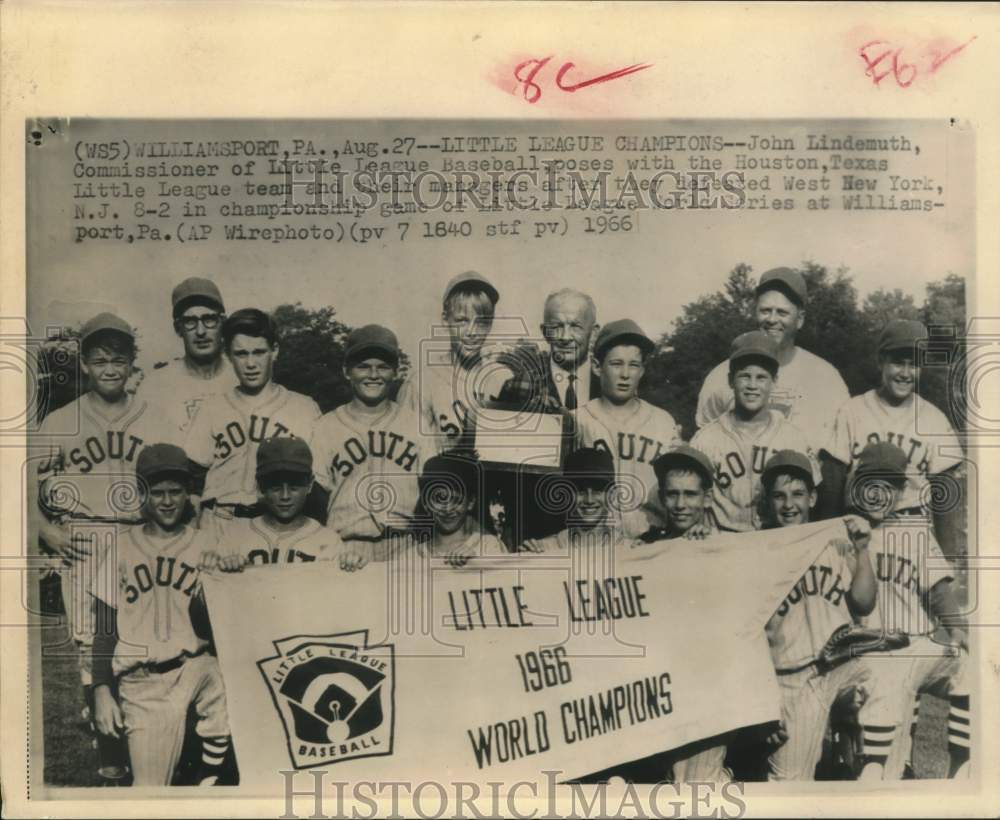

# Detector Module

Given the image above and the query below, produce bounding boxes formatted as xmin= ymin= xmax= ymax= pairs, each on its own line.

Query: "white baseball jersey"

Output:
xmin=405 ymin=351 xmax=514 ymax=452
xmin=310 ymin=401 xmax=424 ymax=540
xmin=823 ymin=389 xmax=963 ymax=513
xmin=690 ymin=409 xmax=820 ymax=532
xmin=416 ymin=529 xmax=508 ymax=559
xmin=93 ymin=524 xmax=209 ymax=677
xmin=36 ymin=393 xmax=177 ymax=522
xmin=863 ymin=521 xmax=953 ymax=637
xmin=765 ymin=533 xmax=857 ymax=670
xmin=696 ymin=347 xmax=850 ymax=450
xmin=184 ymin=384 xmax=320 ymax=505
xmin=217 ymin=516 xmax=343 ymax=565
xmin=576 ymin=399 xmax=681 ymax=538
xmin=139 ymin=356 xmax=239 ymax=435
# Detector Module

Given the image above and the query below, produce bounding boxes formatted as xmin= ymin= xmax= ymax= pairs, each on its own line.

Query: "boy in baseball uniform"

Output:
xmin=309 ymin=325 xmax=424 ymax=562
xmin=847 ymin=443 xmax=969 ymax=781
xmin=575 ymin=320 xmax=680 ymax=539
xmin=91 ymin=444 xmax=231 ymax=786
xmin=759 ymin=449 xmax=877 ymax=781
xmin=29 ymin=313 xmax=176 ymax=772
xmin=184 ymin=308 xmax=320 ymax=522
xmin=691 ymin=330 xmax=820 ymax=532
xmin=202 ymin=437 xmax=345 ymax=572
xmin=819 ymin=319 xmax=965 ymax=559
xmin=140 ymin=277 xmax=239 ymax=435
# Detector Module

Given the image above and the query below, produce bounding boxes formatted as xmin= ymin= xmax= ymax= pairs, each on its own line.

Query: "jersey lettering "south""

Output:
xmin=69 ymin=432 xmax=146 ymax=473
xmin=212 ymin=414 xmax=291 ymax=459
xmin=592 ymin=433 xmax=669 ymax=465
xmin=713 ymin=445 xmax=777 ymax=490
xmin=875 ymin=551 xmax=923 ymax=597
xmin=122 ymin=555 xmax=199 ymax=603
xmin=774 ymin=563 xmax=849 ymax=617
xmin=850 ymin=433 xmax=931 ymax=476
xmin=247 ymin=547 xmax=318 ymax=565
xmin=330 ymin=430 xmax=420 ymax=477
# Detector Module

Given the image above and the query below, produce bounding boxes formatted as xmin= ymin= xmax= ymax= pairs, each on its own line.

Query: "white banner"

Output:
xmin=203 ymin=519 xmax=844 ymax=787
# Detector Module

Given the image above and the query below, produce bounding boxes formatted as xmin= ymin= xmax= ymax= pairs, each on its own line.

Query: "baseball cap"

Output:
xmin=593 ymin=319 xmax=655 ymax=360
xmin=172 ymin=277 xmax=225 ymax=319
xmin=419 ymin=450 xmax=480 ymax=497
xmin=563 ymin=447 xmax=615 ymax=488
xmin=878 ymin=319 xmax=928 ymax=355
xmin=852 ymin=441 xmax=908 ymax=485
xmin=762 ymin=449 xmax=815 ymax=489
xmin=80 ymin=312 xmax=134 ymax=345
xmin=345 ymin=324 xmax=400 ymax=366
xmin=256 ymin=437 xmax=313 ymax=478
xmin=755 ymin=267 xmax=807 ymax=307
xmin=443 ymin=271 xmax=500 ymax=306
xmin=729 ymin=330 xmax=780 ymax=369
xmin=136 ymin=443 xmax=193 ymax=483
xmin=652 ymin=444 xmax=715 ymax=488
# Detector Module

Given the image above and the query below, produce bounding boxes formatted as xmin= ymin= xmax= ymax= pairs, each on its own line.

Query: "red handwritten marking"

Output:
xmin=858 ymin=35 xmax=975 ymax=89
xmin=513 ymin=56 xmax=652 ymax=104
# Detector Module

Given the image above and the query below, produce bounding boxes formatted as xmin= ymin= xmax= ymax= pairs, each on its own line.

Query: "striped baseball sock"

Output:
xmin=198 ymin=736 xmax=231 ymax=786
xmin=860 ymin=724 xmax=896 ymax=778
xmin=947 ymin=695 xmax=970 ymax=777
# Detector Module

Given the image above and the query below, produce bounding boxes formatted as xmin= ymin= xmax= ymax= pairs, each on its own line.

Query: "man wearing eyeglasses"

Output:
xmin=140 ymin=277 xmax=239 ymax=435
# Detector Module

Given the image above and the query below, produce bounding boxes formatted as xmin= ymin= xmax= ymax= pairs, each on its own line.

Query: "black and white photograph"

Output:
xmin=2 ymin=3 xmax=997 ymax=818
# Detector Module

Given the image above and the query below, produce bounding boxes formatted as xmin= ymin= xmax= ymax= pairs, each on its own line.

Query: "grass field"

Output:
xmin=40 ymin=607 xmax=952 ymax=787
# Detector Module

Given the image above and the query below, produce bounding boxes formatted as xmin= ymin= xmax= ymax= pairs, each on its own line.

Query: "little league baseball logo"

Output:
xmin=258 ymin=631 xmax=395 ymax=769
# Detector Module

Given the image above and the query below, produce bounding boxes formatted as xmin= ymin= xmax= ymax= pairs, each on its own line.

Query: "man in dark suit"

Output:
xmin=494 ymin=289 xmax=601 ymax=543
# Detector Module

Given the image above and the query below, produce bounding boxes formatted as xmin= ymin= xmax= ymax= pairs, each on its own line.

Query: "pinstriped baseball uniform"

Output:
xmin=764 ymin=529 xmax=872 ymax=781
xmin=690 ymin=409 xmax=820 ymax=532
xmin=575 ymin=399 xmax=681 ymax=539
xmin=217 ymin=516 xmax=344 ymax=565
xmin=184 ymin=383 xmax=320 ymax=506
xmin=93 ymin=524 xmax=229 ymax=786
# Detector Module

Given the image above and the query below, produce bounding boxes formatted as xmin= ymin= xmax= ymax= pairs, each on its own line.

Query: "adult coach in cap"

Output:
xmin=140 ymin=277 xmax=238 ymax=434
xmin=695 ymin=267 xmax=849 ymax=448
xmin=819 ymin=319 xmax=965 ymax=557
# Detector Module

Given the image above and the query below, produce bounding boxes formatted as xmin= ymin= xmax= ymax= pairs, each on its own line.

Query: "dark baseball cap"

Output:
xmin=762 ymin=449 xmax=815 ymax=489
xmin=594 ymin=319 xmax=655 ymax=360
xmin=345 ymin=324 xmax=400 ymax=366
xmin=80 ymin=312 xmax=134 ymax=344
xmin=172 ymin=277 xmax=225 ymax=319
xmin=136 ymin=443 xmax=193 ymax=483
xmin=443 ymin=271 xmax=499 ymax=306
xmin=852 ymin=441 xmax=908 ymax=485
xmin=564 ymin=447 xmax=615 ymax=488
xmin=756 ymin=267 xmax=807 ymax=307
xmin=256 ymin=437 xmax=313 ymax=478
xmin=419 ymin=450 xmax=480 ymax=497
xmin=729 ymin=330 xmax=780 ymax=369
xmin=878 ymin=319 xmax=927 ymax=355
xmin=652 ymin=444 xmax=715 ymax=488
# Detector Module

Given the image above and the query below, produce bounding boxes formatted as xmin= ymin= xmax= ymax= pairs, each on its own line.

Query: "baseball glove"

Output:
xmin=817 ymin=624 xmax=910 ymax=672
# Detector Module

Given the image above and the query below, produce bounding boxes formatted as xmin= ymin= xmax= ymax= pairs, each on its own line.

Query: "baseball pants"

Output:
xmin=859 ymin=636 xmax=968 ymax=778
xmin=119 ymin=653 xmax=229 ymax=786
xmin=768 ymin=658 xmax=872 ymax=781
xmin=671 ymin=736 xmax=731 ymax=783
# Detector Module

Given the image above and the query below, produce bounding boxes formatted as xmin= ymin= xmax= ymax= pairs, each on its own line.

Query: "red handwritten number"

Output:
xmin=859 ymin=36 xmax=975 ymax=89
xmin=514 ymin=57 xmax=652 ymax=104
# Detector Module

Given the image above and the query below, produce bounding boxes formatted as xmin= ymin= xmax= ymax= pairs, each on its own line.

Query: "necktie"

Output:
xmin=565 ymin=373 xmax=578 ymax=410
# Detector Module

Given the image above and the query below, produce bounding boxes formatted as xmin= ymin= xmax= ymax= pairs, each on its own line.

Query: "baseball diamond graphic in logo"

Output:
xmin=257 ymin=630 xmax=395 ymax=769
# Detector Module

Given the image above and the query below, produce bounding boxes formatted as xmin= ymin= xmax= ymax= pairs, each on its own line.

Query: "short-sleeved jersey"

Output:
xmin=217 ymin=516 xmax=343 ymax=565
xmin=36 ymin=393 xmax=177 ymax=523
xmin=822 ymin=389 xmax=963 ymax=513
xmin=765 ymin=533 xmax=856 ymax=670
xmin=863 ymin=521 xmax=953 ymax=637
xmin=528 ymin=524 xmax=627 ymax=556
xmin=695 ymin=347 xmax=850 ymax=450
xmin=93 ymin=524 xmax=208 ymax=677
xmin=405 ymin=351 xmax=514 ymax=452
xmin=139 ymin=356 xmax=240 ymax=435
xmin=576 ymin=399 xmax=681 ymax=538
xmin=690 ymin=409 xmax=821 ymax=532
xmin=310 ymin=401 xmax=424 ymax=540
xmin=184 ymin=384 xmax=321 ymax=505
xmin=415 ymin=528 xmax=508 ymax=559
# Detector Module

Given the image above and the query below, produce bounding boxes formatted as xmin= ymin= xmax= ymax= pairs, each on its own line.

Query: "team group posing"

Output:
xmin=32 ymin=267 xmax=970 ymax=786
